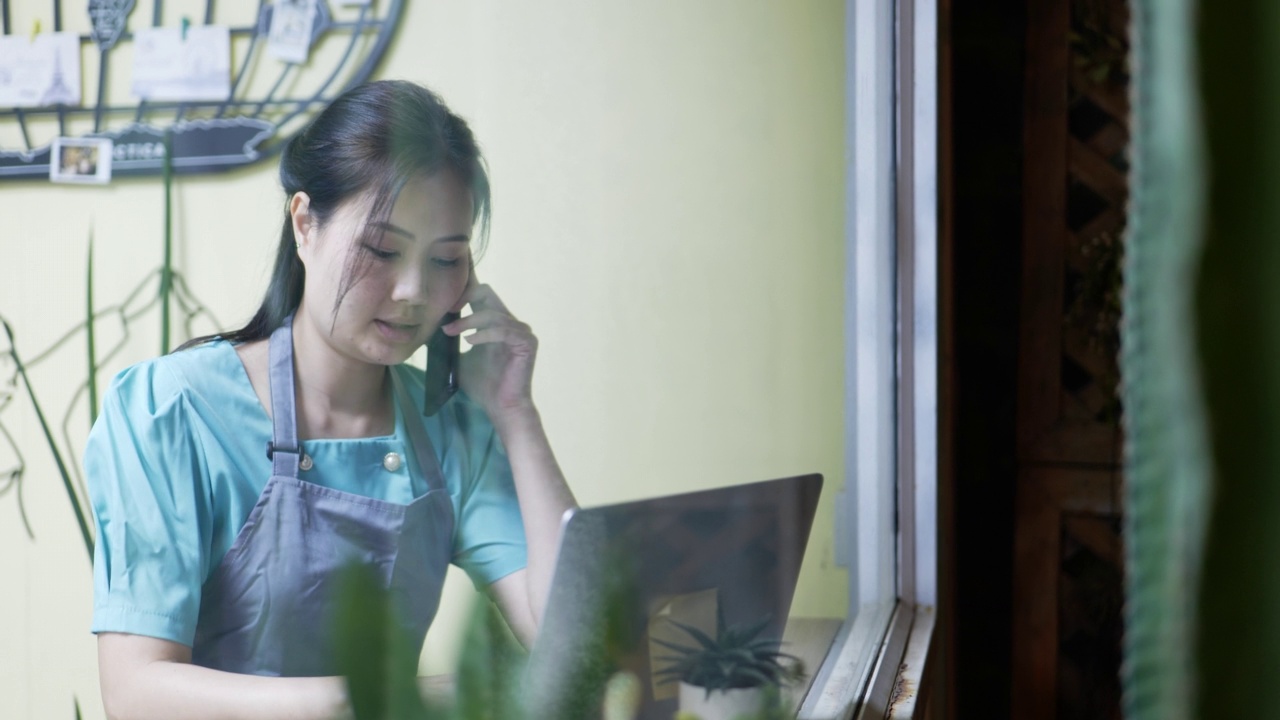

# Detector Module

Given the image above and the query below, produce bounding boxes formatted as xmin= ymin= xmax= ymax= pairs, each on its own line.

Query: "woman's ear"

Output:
xmin=289 ymin=192 xmax=314 ymax=255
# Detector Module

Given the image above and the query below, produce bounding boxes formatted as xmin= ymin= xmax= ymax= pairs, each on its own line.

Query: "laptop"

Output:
xmin=525 ymin=473 xmax=823 ymax=719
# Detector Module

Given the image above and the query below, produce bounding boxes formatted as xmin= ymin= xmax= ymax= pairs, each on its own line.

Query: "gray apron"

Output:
xmin=191 ymin=315 xmax=456 ymax=676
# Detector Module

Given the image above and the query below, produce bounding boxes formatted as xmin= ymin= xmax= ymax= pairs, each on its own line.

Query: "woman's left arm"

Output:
xmin=443 ymin=281 xmax=578 ymax=647
xmin=486 ymin=408 xmax=577 ymax=646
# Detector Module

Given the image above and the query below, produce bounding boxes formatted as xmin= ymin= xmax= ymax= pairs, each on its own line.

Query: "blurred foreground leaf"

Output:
xmin=333 ymin=562 xmax=432 ymax=720
xmin=455 ymin=599 xmax=526 ymax=720
xmin=332 ymin=548 xmax=653 ymax=719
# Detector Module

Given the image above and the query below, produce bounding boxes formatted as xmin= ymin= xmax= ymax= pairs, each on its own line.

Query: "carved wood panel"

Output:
xmin=1013 ymin=0 xmax=1129 ymax=716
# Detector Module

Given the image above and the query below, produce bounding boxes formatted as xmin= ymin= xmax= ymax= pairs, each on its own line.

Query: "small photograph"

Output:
xmin=49 ymin=137 xmax=113 ymax=184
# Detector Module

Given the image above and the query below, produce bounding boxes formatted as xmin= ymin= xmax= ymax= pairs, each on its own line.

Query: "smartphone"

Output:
xmin=422 ymin=312 xmax=460 ymax=416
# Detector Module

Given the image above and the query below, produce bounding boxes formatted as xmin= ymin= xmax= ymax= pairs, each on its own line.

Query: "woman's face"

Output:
xmin=296 ymin=171 xmax=474 ymax=366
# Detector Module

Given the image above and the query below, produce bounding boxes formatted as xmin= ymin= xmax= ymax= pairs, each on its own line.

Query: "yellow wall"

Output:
xmin=0 ymin=2 xmax=845 ymax=717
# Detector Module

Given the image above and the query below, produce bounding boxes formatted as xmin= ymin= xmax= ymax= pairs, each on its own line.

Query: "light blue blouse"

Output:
xmin=87 ymin=339 xmax=527 ymax=646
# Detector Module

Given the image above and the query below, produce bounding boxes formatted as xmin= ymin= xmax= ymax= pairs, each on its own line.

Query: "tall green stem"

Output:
xmin=160 ymin=130 xmax=173 ymax=355
xmin=87 ymin=230 xmax=98 ymax=427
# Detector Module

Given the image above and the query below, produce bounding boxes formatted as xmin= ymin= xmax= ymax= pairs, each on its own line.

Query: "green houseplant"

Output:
xmin=654 ymin=612 xmax=803 ymax=720
xmin=332 ymin=560 xmax=649 ymax=720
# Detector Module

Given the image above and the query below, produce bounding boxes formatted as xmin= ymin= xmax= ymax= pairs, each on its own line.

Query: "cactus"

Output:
xmin=1125 ymin=0 xmax=1280 ymax=717
xmin=1121 ymin=1 xmax=1209 ymax=718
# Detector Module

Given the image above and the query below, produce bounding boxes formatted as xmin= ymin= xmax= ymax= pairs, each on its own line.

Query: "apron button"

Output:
xmin=299 ymin=453 xmax=313 ymax=471
xmin=383 ymin=452 xmax=403 ymax=472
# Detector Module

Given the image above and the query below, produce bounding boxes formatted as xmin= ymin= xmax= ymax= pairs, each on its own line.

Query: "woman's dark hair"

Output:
xmin=180 ymin=80 xmax=490 ymax=350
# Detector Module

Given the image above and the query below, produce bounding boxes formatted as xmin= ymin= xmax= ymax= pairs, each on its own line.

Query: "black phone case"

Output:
xmin=422 ymin=312 xmax=460 ymax=416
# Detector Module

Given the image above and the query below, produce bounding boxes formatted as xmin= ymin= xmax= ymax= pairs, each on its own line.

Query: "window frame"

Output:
xmin=799 ymin=0 xmax=938 ymax=716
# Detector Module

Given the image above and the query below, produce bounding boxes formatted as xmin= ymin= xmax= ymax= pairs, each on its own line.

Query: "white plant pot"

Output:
xmin=678 ymin=682 xmax=765 ymax=720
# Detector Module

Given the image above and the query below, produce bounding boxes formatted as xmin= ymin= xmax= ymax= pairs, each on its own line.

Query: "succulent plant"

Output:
xmin=653 ymin=610 xmax=804 ymax=694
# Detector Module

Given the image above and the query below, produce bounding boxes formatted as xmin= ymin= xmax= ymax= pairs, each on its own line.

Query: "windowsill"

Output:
xmin=886 ymin=606 xmax=935 ymax=719
xmin=781 ymin=617 xmax=846 ymax=711
xmin=798 ymin=602 xmax=936 ymax=720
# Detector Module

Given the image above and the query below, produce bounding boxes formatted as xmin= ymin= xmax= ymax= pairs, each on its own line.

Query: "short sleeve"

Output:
xmin=87 ymin=360 xmax=211 ymax=646
xmin=448 ymin=397 xmax=528 ymax=588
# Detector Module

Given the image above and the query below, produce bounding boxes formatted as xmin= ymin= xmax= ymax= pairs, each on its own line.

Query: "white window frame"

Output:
xmin=799 ymin=0 xmax=937 ymax=716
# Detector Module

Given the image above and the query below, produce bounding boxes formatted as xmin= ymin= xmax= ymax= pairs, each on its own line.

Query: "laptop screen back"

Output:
xmin=526 ymin=473 xmax=824 ymax=719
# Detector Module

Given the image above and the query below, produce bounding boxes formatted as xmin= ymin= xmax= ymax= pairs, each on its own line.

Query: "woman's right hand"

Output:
xmin=98 ymin=633 xmax=352 ymax=720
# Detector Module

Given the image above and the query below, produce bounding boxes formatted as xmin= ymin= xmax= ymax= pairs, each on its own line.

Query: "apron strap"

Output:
xmin=267 ymin=315 xmax=301 ymax=478
xmin=391 ymin=368 xmax=449 ymax=494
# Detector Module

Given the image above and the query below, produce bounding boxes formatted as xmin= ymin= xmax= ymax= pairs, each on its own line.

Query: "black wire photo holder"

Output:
xmin=0 ymin=0 xmax=403 ymax=179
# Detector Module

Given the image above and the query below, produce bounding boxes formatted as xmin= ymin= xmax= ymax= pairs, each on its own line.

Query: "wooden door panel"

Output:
xmin=1013 ymin=0 xmax=1129 ymax=717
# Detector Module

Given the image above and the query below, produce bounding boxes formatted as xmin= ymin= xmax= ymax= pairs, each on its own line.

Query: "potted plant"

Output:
xmin=655 ymin=611 xmax=804 ymax=720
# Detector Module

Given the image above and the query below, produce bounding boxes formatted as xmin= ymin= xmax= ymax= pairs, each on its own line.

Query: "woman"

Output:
xmin=87 ymin=80 xmax=576 ymax=719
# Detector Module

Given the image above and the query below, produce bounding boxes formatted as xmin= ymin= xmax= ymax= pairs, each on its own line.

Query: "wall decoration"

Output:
xmin=0 ymin=0 xmax=404 ymax=179
xmin=49 ymin=135 xmax=111 ymax=182
xmin=130 ymin=24 xmax=231 ymax=102
xmin=267 ymin=0 xmax=318 ymax=64
xmin=0 ymin=31 xmax=81 ymax=107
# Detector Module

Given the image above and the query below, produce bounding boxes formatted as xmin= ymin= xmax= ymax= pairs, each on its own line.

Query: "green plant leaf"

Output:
xmin=3 ymin=320 xmax=93 ymax=560
xmin=742 ymin=684 xmax=788 ymax=720
xmin=735 ymin=668 xmax=776 ymax=687
xmin=455 ymin=598 xmax=526 ymax=720
xmin=332 ymin=562 xmax=431 ymax=720
xmin=334 ymin=563 xmax=391 ymax=719
xmin=668 ymin=620 xmax=718 ymax=651
xmin=652 ymin=637 xmax=703 ymax=655
xmin=160 ymin=131 xmax=173 ymax=355
xmin=86 ymin=230 xmax=98 ymax=428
